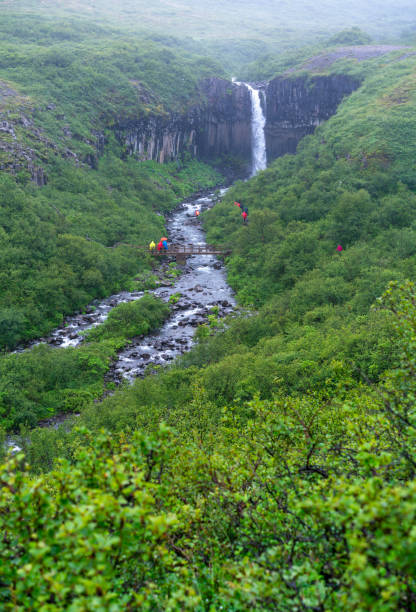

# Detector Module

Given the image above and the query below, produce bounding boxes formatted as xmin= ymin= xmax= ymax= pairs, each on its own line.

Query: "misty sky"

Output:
xmin=2 ymin=0 xmax=416 ymax=41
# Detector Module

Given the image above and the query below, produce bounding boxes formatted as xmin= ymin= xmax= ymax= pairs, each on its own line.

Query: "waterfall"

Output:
xmin=246 ymin=84 xmax=267 ymax=176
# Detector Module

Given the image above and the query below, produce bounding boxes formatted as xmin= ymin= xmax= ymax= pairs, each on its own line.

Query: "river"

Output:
xmin=110 ymin=190 xmax=236 ymax=382
xmin=6 ymin=81 xmax=267 ymax=448
xmin=19 ymin=188 xmax=235 ymax=381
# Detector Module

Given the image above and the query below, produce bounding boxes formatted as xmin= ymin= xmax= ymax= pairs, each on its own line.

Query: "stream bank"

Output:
xmin=112 ymin=190 xmax=235 ymax=382
xmin=5 ymin=189 xmax=235 ymax=447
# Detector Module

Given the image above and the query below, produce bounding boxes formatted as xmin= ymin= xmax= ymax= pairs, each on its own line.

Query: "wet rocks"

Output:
xmin=27 ymin=190 xmax=235 ymax=390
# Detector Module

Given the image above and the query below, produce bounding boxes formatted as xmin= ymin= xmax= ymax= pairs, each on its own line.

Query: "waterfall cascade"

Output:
xmin=245 ymin=84 xmax=267 ymax=176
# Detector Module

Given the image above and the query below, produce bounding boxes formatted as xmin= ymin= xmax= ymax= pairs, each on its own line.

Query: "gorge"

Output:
xmin=0 ymin=67 xmax=362 ymax=186
xmin=2 ymin=4 xmax=416 ymax=606
xmin=115 ymin=74 xmax=361 ymax=176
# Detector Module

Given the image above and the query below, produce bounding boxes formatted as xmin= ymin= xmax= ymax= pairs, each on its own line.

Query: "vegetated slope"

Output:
xmin=7 ymin=49 xmax=416 ymax=608
xmin=0 ymin=15 xmax=223 ymax=349
xmin=3 ymin=0 xmax=416 ymax=41
xmin=3 ymin=290 xmax=416 ymax=609
xmin=3 ymin=0 xmax=416 ymax=74
xmin=240 ymin=39 xmax=415 ymax=81
xmin=0 ymin=294 xmax=170 ymax=431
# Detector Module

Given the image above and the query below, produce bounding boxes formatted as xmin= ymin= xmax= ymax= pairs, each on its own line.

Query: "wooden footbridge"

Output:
xmin=113 ymin=242 xmax=229 ymax=263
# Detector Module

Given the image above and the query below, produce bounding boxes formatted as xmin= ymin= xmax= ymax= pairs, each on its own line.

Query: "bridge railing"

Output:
xmin=111 ymin=242 xmax=230 ymax=256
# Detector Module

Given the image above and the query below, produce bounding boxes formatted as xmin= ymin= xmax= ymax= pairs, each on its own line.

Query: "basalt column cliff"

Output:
xmin=115 ymin=78 xmax=252 ymax=172
xmin=264 ymin=74 xmax=361 ymax=161
xmin=115 ymin=74 xmax=361 ymax=175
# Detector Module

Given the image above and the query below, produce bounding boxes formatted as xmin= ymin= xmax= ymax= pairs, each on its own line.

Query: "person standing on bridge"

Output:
xmin=157 ymin=240 xmax=163 ymax=253
xmin=162 ymin=239 xmax=168 ymax=251
xmin=149 ymin=240 xmax=156 ymax=251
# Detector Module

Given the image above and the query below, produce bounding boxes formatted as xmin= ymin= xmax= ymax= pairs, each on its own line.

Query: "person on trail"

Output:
xmin=162 ymin=240 xmax=168 ymax=251
xmin=149 ymin=240 xmax=156 ymax=251
xmin=242 ymin=211 xmax=248 ymax=224
xmin=336 ymin=244 xmax=343 ymax=253
xmin=242 ymin=206 xmax=248 ymax=214
xmin=157 ymin=240 xmax=163 ymax=252
xmin=195 ymin=210 xmax=200 ymax=217
xmin=234 ymin=201 xmax=242 ymax=209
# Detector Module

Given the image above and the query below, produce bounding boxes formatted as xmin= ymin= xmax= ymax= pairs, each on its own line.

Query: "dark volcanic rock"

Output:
xmin=115 ymin=77 xmax=252 ymax=175
xmin=195 ymin=77 xmax=252 ymax=167
xmin=265 ymin=74 xmax=360 ymax=161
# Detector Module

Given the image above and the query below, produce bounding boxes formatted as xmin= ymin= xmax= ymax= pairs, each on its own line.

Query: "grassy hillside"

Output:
xmin=0 ymin=16 xmax=223 ymax=349
xmin=5 ymin=47 xmax=416 ymax=608
xmin=2 ymin=11 xmax=416 ymax=608
xmin=3 ymin=0 xmax=416 ymax=40
xmin=4 ymin=284 xmax=416 ymax=610
xmin=3 ymin=1 xmax=416 ymax=73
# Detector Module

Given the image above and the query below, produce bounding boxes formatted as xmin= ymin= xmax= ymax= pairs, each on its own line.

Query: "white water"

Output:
xmin=246 ymin=84 xmax=267 ymax=176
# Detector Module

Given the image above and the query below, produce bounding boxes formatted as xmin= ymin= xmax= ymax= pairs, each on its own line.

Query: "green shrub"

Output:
xmin=85 ymin=294 xmax=169 ymax=343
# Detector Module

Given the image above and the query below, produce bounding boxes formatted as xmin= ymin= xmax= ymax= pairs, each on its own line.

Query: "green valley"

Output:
xmin=1 ymin=2 xmax=416 ymax=610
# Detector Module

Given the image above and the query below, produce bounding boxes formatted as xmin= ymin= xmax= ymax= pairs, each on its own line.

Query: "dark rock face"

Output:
xmin=265 ymin=75 xmax=361 ymax=161
xmin=195 ymin=78 xmax=252 ymax=163
xmin=1 ymin=74 xmax=361 ymax=185
xmin=115 ymin=114 xmax=197 ymax=164
xmin=115 ymin=74 xmax=360 ymax=175
xmin=115 ymin=77 xmax=252 ymax=172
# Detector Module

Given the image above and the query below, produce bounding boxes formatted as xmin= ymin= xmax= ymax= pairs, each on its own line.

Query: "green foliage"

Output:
xmin=85 ymin=294 xmax=169 ymax=343
xmin=0 ymin=15 xmax=225 ymax=117
xmin=168 ymin=292 xmax=181 ymax=304
xmin=3 ymin=281 xmax=416 ymax=609
xmin=0 ymin=13 xmax=222 ymax=349
xmin=2 ymin=2 xmax=416 ymax=74
xmin=327 ymin=27 xmax=373 ymax=46
xmin=3 ymin=8 xmax=416 ymax=607
xmin=0 ymin=426 xmax=185 ymax=609
xmin=0 ymin=296 xmax=169 ymax=432
xmin=0 ymin=343 xmax=110 ymax=431
xmin=0 ymin=154 xmax=219 ymax=350
xmin=199 ymin=54 xmax=416 ymax=395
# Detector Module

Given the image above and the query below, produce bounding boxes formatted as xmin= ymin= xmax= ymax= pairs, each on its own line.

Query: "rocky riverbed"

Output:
xmin=6 ymin=189 xmax=234 ymax=449
xmin=20 ymin=188 xmax=234 ymax=384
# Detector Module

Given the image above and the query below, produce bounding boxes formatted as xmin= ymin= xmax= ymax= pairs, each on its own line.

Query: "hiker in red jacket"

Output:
xmin=242 ymin=211 xmax=248 ymax=224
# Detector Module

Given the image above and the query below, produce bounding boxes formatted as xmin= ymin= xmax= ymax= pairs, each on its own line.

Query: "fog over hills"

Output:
xmin=2 ymin=0 xmax=416 ymax=41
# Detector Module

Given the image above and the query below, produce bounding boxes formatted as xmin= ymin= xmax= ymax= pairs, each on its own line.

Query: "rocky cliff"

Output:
xmin=116 ymin=74 xmax=361 ymax=175
xmin=115 ymin=78 xmax=252 ymax=172
xmin=195 ymin=78 xmax=252 ymax=163
xmin=265 ymin=75 xmax=361 ymax=161
xmin=0 ymin=73 xmax=362 ymax=184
